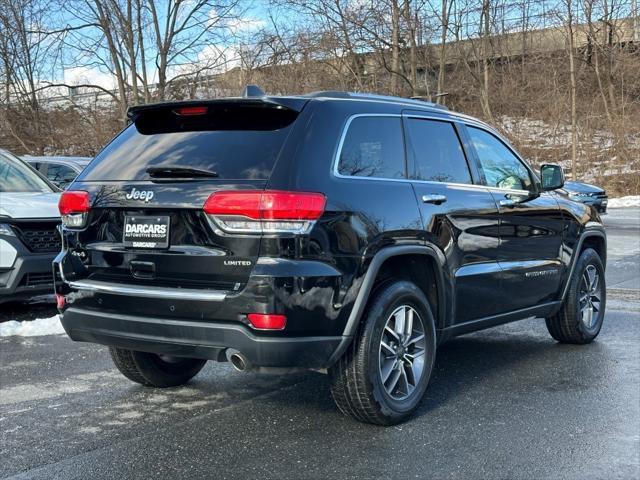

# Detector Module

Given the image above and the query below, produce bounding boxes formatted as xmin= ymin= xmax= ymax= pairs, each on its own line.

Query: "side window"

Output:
xmin=338 ymin=116 xmax=405 ymax=179
xmin=47 ymin=163 xmax=78 ymax=186
xmin=405 ymin=118 xmax=472 ymax=184
xmin=467 ymin=126 xmax=533 ymax=191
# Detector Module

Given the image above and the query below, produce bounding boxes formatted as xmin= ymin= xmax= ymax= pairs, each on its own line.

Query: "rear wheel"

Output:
xmin=329 ymin=280 xmax=436 ymax=425
xmin=109 ymin=347 xmax=206 ymax=387
xmin=545 ymin=248 xmax=606 ymax=344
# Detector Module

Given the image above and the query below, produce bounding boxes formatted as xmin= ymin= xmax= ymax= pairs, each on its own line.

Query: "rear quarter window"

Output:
xmin=337 ymin=116 xmax=405 ymax=179
xmin=78 ymin=104 xmax=298 ymax=181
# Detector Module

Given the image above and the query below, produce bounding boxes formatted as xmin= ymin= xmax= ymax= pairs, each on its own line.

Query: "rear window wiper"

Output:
xmin=146 ymin=166 xmax=219 ymax=178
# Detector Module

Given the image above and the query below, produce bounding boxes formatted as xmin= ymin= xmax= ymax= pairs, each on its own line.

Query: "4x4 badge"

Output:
xmin=125 ymin=188 xmax=154 ymax=202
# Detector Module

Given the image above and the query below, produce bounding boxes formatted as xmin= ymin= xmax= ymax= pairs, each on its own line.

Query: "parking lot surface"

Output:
xmin=1 ymin=208 xmax=638 ymax=479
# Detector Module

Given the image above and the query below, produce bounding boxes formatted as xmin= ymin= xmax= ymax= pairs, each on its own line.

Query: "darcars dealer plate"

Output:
xmin=123 ymin=216 xmax=170 ymax=249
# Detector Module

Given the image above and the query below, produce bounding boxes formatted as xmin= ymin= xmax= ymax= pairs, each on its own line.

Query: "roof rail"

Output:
xmin=305 ymin=90 xmax=448 ymax=110
xmin=409 ymin=94 xmax=449 ymax=110
xmin=305 ymin=91 xmax=352 ymax=99
xmin=242 ymin=85 xmax=265 ymax=98
xmin=409 ymin=96 xmax=449 ymax=110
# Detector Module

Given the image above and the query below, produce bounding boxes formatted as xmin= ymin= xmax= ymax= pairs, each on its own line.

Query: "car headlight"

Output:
xmin=568 ymin=193 xmax=592 ymax=201
xmin=0 ymin=223 xmax=16 ymax=236
xmin=0 ymin=239 xmax=17 ymax=268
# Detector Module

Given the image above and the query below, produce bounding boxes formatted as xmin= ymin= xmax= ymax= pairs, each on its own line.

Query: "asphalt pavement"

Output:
xmin=1 ymin=208 xmax=638 ymax=479
xmin=604 ymin=207 xmax=640 ymax=290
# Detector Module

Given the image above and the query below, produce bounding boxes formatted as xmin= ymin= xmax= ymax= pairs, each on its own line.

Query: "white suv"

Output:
xmin=0 ymin=149 xmax=60 ymax=303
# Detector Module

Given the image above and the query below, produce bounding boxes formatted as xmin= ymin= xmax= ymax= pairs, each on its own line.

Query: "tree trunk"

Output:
xmin=403 ymin=0 xmax=418 ymax=96
xmin=390 ymin=0 xmax=400 ymax=95
xmin=480 ymin=0 xmax=494 ymax=122
xmin=587 ymin=5 xmax=613 ymax=125
xmin=335 ymin=0 xmax=363 ymax=90
xmin=136 ymin=0 xmax=150 ymax=103
xmin=567 ymin=2 xmax=578 ymax=180
xmin=124 ymin=0 xmax=140 ymax=105
xmin=520 ymin=0 xmax=527 ymax=82
xmin=92 ymin=1 xmax=128 ymax=124
xmin=437 ymin=0 xmax=448 ymax=102
xmin=604 ymin=1 xmax=618 ymax=114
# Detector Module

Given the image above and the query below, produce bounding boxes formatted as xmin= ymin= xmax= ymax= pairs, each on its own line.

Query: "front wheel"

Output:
xmin=545 ymin=248 xmax=606 ymax=344
xmin=109 ymin=347 xmax=207 ymax=387
xmin=329 ymin=280 xmax=436 ymax=425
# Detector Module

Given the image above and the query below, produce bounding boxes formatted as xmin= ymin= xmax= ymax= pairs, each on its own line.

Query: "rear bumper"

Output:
xmin=60 ymin=307 xmax=343 ymax=369
xmin=55 ymin=249 xmax=353 ymax=368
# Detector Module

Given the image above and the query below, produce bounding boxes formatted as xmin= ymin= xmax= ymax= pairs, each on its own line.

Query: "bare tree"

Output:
xmin=272 ymin=0 xmax=369 ymax=90
xmin=146 ymin=0 xmax=241 ymax=100
xmin=0 ymin=0 xmax=61 ymax=153
xmin=55 ymin=0 xmax=243 ymax=123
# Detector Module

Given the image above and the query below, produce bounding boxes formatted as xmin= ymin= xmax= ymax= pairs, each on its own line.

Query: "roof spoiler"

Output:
xmin=127 ymin=97 xmax=307 ymax=121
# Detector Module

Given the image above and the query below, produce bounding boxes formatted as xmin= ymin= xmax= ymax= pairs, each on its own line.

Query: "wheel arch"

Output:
xmin=580 ymin=233 xmax=607 ymax=267
xmin=327 ymin=244 xmax=448 ymax=366
xmin=560 ymin=229 xmax=607 ymax=301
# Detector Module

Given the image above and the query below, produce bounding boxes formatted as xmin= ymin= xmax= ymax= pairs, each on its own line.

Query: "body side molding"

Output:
xmin=442 ymin=301 xmax=562 ymax=338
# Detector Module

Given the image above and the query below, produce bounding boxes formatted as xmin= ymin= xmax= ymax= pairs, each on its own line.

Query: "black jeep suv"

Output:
xmin=55 ymin=89 xmax=607 ymax=425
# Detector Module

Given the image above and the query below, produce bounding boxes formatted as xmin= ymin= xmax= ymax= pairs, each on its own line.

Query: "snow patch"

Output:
xmin=608 ymin=196 xmax=640 ymax=208
xmin=498 ymin=116 xmax=640 ymax=184
xmin=0 ymin=315 xmax=64 ymax=337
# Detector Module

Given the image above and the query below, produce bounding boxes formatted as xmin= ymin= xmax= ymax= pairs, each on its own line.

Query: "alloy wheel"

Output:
xmin=579 ymin=264 xmax=602 ymax=329
xmin=379 ymin=305 xmax=426 ymax=400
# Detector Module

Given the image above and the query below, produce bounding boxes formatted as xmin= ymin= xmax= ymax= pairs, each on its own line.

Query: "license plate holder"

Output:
xmin=123 ymin=215 xmax=170 ymax=249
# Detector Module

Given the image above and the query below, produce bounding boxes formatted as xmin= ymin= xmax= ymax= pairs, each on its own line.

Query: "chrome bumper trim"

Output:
xmin=67 ymin=279 xmax=227 ymax=301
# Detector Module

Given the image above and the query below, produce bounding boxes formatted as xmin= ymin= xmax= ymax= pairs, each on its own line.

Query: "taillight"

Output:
xmin=58 ymin=191 xmax=90 ymax=228
xmin=203 ymin=190 xmax=326 ymax=234
xmin=247 ymin=313 xmax=287 ymax=330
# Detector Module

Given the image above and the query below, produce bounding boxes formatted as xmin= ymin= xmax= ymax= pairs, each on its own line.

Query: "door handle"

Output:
xmin=422 ymin=194 xmax=447 ymax=205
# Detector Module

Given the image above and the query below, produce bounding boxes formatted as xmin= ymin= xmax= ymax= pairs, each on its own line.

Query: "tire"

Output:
xmin=545 ymin=248 xmax=606 ymax=344
xmin=109 ymin=347 xmax=207 ymax=388
xmin=329 ymin=280 xmax=436 ymax=425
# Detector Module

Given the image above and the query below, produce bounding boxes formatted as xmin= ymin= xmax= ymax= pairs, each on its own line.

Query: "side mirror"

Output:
xmin=540 ymin=164 xmax=564 ymax=191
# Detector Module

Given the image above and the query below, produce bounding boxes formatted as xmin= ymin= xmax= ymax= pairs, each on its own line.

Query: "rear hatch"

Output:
xmin=67 ymin=99 xmax=306 ymax=291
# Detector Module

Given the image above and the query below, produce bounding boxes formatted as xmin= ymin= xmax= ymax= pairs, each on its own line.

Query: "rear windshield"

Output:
xmin=78 ymin=103 xmax=299 ymax=181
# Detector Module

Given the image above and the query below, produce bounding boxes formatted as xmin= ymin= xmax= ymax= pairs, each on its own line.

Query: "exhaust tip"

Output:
xmin=227 ymin=350 xmax=250 ymax=372
xmin=230 ymin=353 xmax=246 ymax=371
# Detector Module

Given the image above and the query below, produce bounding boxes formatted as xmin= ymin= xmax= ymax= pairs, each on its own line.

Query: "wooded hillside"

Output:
xmin=1 ymin=0 xmax=638 ymax=193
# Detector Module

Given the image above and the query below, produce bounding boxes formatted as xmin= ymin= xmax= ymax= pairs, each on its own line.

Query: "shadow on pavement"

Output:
xmin=0 ymin=296 xmax=57 ymax=323
xmin=262 ymin=324 xmax=612 ymax=423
